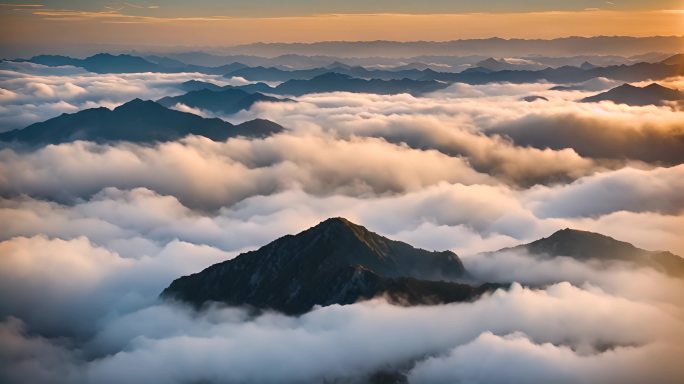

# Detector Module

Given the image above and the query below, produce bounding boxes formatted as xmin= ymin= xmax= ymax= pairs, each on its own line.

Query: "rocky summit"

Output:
xmin=161 ymin=217 xmax=500 ymax=314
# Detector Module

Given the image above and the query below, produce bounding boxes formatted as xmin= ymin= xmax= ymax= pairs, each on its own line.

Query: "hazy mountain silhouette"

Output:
xmin=661 ymin=53 xmax=684 ymax=66
xmin=511 ymin=228 xmax=684 ymax=277
xmin=157 ymin=88 xmax=289 ymax=115
xmin=581 ymin=83 xmax=684 ymax=106
xmin=27 ymin=53 xmax=161 ymax=73
xmin=521 ymin=95 xmax=548 ymax=102
xmin=225 ymin=66 xmax=331 ymax=81
xmin=429 ymin=60 xmax=684 ymax=84
xmin=228 ymin=37 xmax=684 ymax=58
xmin=22 ymin=53 xmax=248 ymax=74
xmin=177 ymin=80 xmax=275 ymax=94
xmin=580 ymin=61 xmax=597 ymax=70
xmin=225 ymin=65 xmax=432 ymax=82
xmin=213 ymin=58 xmax=684 ymax=87
xmin=475 ymin=57 xmax=546 ymax=71
xmin=178 ymin=74 xmax=446 ymax=96
xmin=0 ymin=99 xmax=284 ymax=145
xmin=273 ymin=72 xmax=449 ymax=96
xmin=549 ymin=77 xmax=618 ymax=92
xmin=177 ymin=80 xmax=225 ymax=92
xmin=19 ymin=51 xmax=684 ymax=88
xmin=161 ymin=218 xmax=500 ymax=314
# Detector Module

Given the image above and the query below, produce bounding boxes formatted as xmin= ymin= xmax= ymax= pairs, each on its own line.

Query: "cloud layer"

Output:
xmin=1 ymin=67 xmax=683 ymax=383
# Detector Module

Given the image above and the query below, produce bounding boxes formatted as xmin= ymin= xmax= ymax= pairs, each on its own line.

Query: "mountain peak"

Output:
xmin=615 ymin=83 xmax=638 ymax=90
xmin=582 ymin=82 xmax=684 ymax=106
xmin=315 ymin=216 xmax=354 ymax=228
xmin=513 ymin=228 xmax=684 ymax=277
xmin=479 ymin=57 xmax=501 ymax=65
xmin=529 ymin=227 xmax=638 ymax=256
xmin=161 ymin=217 xmax=472 ymax=314
xmin=315 ymin=216 xmax=361 ymax=231
xmin=113 ymin=98 xmax=164 ymax=112
xmin=580 ymin=61 xmax=597 ymax=70
xmin=644 ymin=82 xmax=668 ymax=90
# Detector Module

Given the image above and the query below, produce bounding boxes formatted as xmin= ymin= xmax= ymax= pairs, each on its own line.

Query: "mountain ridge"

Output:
xmin=162 ymin=221 xmax=684 ymax=315
xmin=157 ymin=88 xmax=290 ymax=115
xmin=0 ymin=99 xmax=284 ymax=145
xmin=507 ymin=228 xmax=684 ymax=277
xmin=161 ymin=217 xmax=489 ymax=314
xmin=581 ymin=83 xmax=684 ymax=106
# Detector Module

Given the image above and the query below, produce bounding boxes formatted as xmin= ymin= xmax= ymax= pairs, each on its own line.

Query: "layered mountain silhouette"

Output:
xmin=579 ymin=61 xmax=597 ymax=70
xmin=177 ymin=80 xmax=275 ymax=94
xmin=549 ymin=77 xmax=618 ymax=92
xmin=475 ymin=57 xmax=546 ymax=71
xmin=0 ymin=99 xmax=284 ymax=145
xmin=511 ymin=228 xmax=684 ymax=277
xmin=225 ymin=65 xmax=431 ymax=82
xmin=157 ymin=88 xmax=290 ymax=115
xmin=227 ymin=37 xmax=684 ymax=58
xmin=178 ymin=80 xmax=225 ymax=92
xmin=273 ymin=73 xmax=449 ymax=96
xmin=18 ymin=51 xmax=684 ymax=91
xmin=581 ymin=83 xmax=684 ymax=106
xmin=661 ymin=53 xmax=684 ymax=66
xmin=161 ymin=218 xmax=500 ymax=314
xmin=428 ymin=56 xmax=684 ymax=85
xmin=222 ymin=56 xmax=684 ymax=88
xmin=21 ymin=53 xmax=247 ymax=74
xmin=178 ymin=74 xmax=448 ymax=96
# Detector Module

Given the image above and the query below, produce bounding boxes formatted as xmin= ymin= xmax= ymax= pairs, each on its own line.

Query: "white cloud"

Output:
xmin=1 ymin=66 xmax=683 ymax=383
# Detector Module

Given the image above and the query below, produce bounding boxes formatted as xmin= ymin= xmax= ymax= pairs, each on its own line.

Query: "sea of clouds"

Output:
xmin=1 ymin=63 xmax=683 ymax=383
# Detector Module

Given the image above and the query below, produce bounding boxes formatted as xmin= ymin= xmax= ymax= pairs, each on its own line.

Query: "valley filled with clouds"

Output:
xmin=1 ymin=60 xmax=683 ymax=383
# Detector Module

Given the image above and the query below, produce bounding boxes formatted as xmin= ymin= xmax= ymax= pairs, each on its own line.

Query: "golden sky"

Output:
xmin=1 ymin=4 xmax=683 ymax=48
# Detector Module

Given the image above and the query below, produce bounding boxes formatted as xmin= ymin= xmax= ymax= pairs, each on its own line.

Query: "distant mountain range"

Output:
xmin=16 ymin=53 xmax=247 ymax=74
xmin=581 ymin=83 xmax=684 ymax=106
xmin=13 ymin=52 xmax=684 ymax=89
xmin=178 ymin=80 xmax=275 ymax=94
xmin=225 ymin=54 xmax=684 ymax=85
xmin=178 ymin=73 xmax=449 ymax=96
xmin=475 ymin=57 xmax=547 ymax=71
xmin=145 ymin=51 xmax=663 ymax=72
xmin=227 ymin=37 xmax=684 ymax=58
xmin=157 ymin=88 xmax=290 ymax=115
xmin=549 ymin=77 xmax=619 ymax=92
xmin=161 ymin=217 xmax=499 ymax=314
xmin=0 ymin=99 xmax=284 ymax=145
xmin=224 ymin=65 xmax=433 ymax=82
xmin=161 ymin=219 xmax=684 ymax=314
xmin=429 ymin=54 xmax=684 ymax=85
xmin=272 ymin=72 xmax=449 ymax=96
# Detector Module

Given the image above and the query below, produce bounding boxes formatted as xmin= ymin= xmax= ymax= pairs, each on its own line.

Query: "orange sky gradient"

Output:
xmin=1 ymin=8 xmax=684 ymax=48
